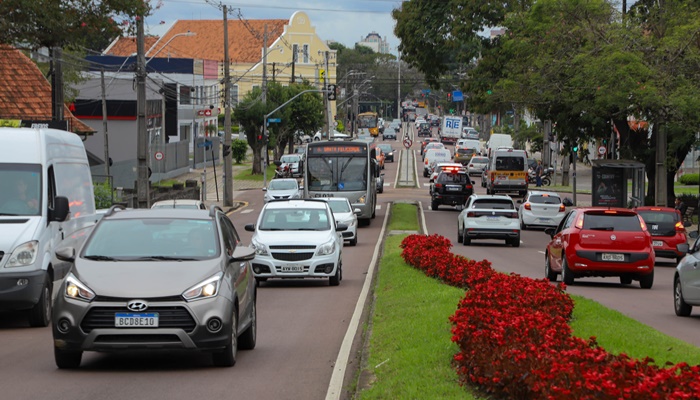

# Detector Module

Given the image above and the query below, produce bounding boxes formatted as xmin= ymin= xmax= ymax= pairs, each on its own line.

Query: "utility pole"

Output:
xmin=51 ymin=47 xmax=64 ymax=122
xmin=656 ymin=125 xmax=668 ymax=206
xmin=262 ymin=25 xmax=269 ymax=187
xmin=397 ymin=52 xmax=401 ymax=120
xmin=324 ymin=50 xmax=331 ymax=136
xmin=136 ymin=15 xmax=150 ymax=208
xmin=223 ymin=5 xmax=233 ymax=206
xmin=100 ymin=69 xmax=110 ymax=178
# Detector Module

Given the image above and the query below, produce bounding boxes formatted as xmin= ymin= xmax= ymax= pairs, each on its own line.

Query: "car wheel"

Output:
xmin=329 ymin=263 xmax=341 ymax=286
xmin=462 ymin=236 xmax=471 ymax=246
xmin=423 ymin=170 xmax=428 ymax=177
xmin=620 ymin=276 xmax=632 ymax=285
xmin=511 ymin=237 xmax=520 ymax=247
xmin=28 ymin=278 xmax=52 ymax=327
xmin=545 ymin=254 xmax=557 ymax=282
xmin=639 ymin=271 xmax=654 ymax=289
xmin=431 ymin=201 xmax=438 ymax=211
xmin=54 ymin=348 xmax=82 ymax=369
xmin=212 ymin=308 xmax=238 ymax=367
xmin=520 ymin=220 xmax=527 ymax=230
xmin=349 ymin=234 xmax=358 ymax=246
xmin=238 ymin=299 xmax=257 ymax=350
xmin=674 ymin=276 xmax=692 ymax=316
xmin=562 ymin=257 xmax=574 ymax=285
xmin=457 ymin=227 xmax=463 ymax=244
xmin=378 ymin=186 xmax=384 ymax=194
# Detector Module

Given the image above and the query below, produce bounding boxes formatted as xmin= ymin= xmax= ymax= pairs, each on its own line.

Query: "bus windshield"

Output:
xmin=358 ymin=114 xmax=377 ymax=129
xmin=306 ymin=155 xmax=368 ymax=192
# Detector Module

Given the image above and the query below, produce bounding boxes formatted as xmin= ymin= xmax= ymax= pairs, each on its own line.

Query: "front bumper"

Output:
xmin=0 ymin=269 xmax=49 ymax=311
xmin=251 ymin=252 xmax=339 ymax=279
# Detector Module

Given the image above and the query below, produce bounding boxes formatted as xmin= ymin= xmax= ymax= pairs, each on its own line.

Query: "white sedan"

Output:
xmin=324 ymin=197 xmax=359 ymax=246
xmin=457 ymin=194 xmax=521 ymax=247
xmin=517 ymin=190 xmax=566 ymax=230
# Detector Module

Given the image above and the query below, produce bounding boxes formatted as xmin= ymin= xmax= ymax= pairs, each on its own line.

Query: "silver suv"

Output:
xmin=457 ymin=194 xmax=521 ymax=247
xmin=245 ymin=199 xmax=347 ymax=286
xmin=52 ymin=206 xmax=257 ymax=368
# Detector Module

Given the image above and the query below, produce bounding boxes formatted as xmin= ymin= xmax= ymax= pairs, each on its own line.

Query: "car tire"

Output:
xmin=212 ymin=309 xmax=238 ymax=367
xmin=54 ymin=348 xmax=82 ymax=369
xmin=639 ymin=271 xmax=654 ymax=289
xmin=457 ymin=227 xmax=463 ymax=244
xmin=462 ymin=236 xmax=471 ymax=246
xmin=545 ymin=254 xmax=557 ymax=282
xmin=423 ymin=170 xmax=428 ymax=177
xmin=431 ymin=201 xmax=438 ymax=211
xmin=562 ymin=257 xmax=574 ymax=285
xmin=349 ymin=234 xmax=358 ymax=246
xmin=620 ymin=276 xmax=633 ymax=285
xmin=238 ymin=299 xmax=257 ymax=350
xmin=520 ymin=220 xmax=527 ymax=230
xmin=674 ymin=276 xmax=692 ymax=316
xmin=511 ymin=237 xmax=520 ymax=247
xmin=329 ymin=263 xmax=341 ymax=286
xmin=378 ymin=186 xmax=384 ymax=194
xmin=28 ymin=278 xmax=52 ymax=327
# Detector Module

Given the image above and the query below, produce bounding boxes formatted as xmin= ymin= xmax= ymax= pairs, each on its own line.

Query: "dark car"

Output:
xmin=430 ymin=168 xmax=474 ymax=210
xmin=544 ymin=208 xmax=654 ymax=288
xmin=417 ymin=122 xmax=431 ymax=137
xmin=634 ymin=206 xmax=689 ymax=263
xmin=430 ymin=116 xmax=441 ymax=127
xmin=376 ymin=144 xmax=395 ymax=162
xmin=52 ymin=206 xmax=257 ymax=368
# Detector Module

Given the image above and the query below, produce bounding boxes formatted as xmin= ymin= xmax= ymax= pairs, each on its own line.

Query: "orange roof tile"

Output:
xmin=149 ymin=19 xmax=287 ymax=63
xmin=0 ymin=45 xmax=94 ymax=134
xmin=104 ymin=36 xmax=160 ymax=57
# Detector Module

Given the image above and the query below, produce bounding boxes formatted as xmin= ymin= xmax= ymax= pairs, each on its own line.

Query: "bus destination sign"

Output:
xmin=308 ymin=145 xmax=364 ymax=155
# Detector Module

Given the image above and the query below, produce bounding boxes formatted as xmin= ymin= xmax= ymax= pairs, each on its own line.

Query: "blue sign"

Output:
xmin=421 ymin=89 xmax=431 ymax=95
xmin=197 ymin=140 xmax=213 ymax=148
xmin=452 ymin=91 xmax=463 ymax=102
xmin=268 ymin=118 xmax=281 ymax=123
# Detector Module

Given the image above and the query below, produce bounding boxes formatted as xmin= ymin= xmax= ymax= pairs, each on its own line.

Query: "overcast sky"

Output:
xmin=144 ymin=0 xmax=403 ymax=55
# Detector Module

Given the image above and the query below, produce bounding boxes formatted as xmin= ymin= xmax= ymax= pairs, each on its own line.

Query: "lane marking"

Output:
xmin=241 ymin=209 xmax=254 ymax=214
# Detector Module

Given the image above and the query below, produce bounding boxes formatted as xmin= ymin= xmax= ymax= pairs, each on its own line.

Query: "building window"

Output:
xmin=180 ymin=86 xmax=192 ymax=105
xmin=292 ymin=43 xmax=299 ymax=63
xmin=303 ymin=44 xmax=309 ymax=63
xmin=231 ymin=84 xmax=239 ymax=107
xmin=252 ymin=84 xmax=260 ymax=92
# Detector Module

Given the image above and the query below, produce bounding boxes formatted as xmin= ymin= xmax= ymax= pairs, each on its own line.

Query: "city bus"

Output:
xmin=357 ymin=111 xmax=379 ymax=137
xmin=304 ymin=141 xmax=378 ymax=225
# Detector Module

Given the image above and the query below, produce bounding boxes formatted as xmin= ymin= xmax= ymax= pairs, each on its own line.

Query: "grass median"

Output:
xmin=356 ymin=202 xmax=700 ymax=398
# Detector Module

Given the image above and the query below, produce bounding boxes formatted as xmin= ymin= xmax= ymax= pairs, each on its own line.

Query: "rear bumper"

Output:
xmin=651 ymin=237 xmax=686 ymax=259
xmin=432 ymin=193 xmax=469 ymax=206
xmin=569 ymin=251 xmax=654 ymax=275
xmin=464 ymin=228 xmax=520 ymax=240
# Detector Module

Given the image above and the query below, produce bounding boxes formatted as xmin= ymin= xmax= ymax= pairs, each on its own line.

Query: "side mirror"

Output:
xmin=230 ymin=245 xmax=256 ymax=262
xmin=677 ymin=243 xmax=690 ymax=254
xmin=336 ymin=223 xmax=348 ymax=232
xmin=262 ymin=187 xmax=267 ymax=192
xmin=55 ymin=247 xmax=76 ymax=262
xmin=544 ymin=227 xmax=556 ymax=238
xmin=244 ymin=224 xmax=255 ymax=232
xmin=353 ymin=208 xmax=362 ymax=215
xmin=51 ymin=196 xmax=70 ymax=222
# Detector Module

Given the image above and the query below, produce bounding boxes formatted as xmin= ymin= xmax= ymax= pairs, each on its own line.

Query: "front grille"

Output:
xmin=269 ymin=245 xmax=315 ymax=250
xmin=273 ymin=195 xmax=290 ymax=199
xmin=94 ymin=334 xmax=181 ymax=344
xmin=272 ymin=252 xmax=314 ymax=261
xmin=81 ymin=306 xmax=196 ymax=333
xmin=94 ymin=295 xmax=183 ymax=302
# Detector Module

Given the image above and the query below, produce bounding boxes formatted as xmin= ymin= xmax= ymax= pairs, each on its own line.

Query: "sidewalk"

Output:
xmin=172 ymin=162 xmax=264 ymax=211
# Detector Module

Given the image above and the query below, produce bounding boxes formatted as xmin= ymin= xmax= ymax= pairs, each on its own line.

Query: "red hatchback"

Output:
xmin=634 ymin=206 xmax=688 ymax=264
xmin=544 ymin=208 xmax=655 ymax=288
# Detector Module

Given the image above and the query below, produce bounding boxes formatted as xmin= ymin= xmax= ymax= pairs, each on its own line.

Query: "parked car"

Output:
xmin=263 ymin=178 xmax=301 ymax=203
xmin=151 ymin=199 xmax=206 ymax=210
xmin=313 ymin=130 xmax=350 ymax=141
xmin=295 ymin=130 xmax=312 ymax=145
xmin=457 ymin=194 xmax=521 ymax=247
xmin=544 ymin=208 xmax=654 ymax=288
xmin=244 ymin=199 xmax=346 ymax=286
xmin=467 ymin=156 xmax=489 ymax=176
xmin=518 ymin=191 xmax=566 ymax=230
xmin=673 ymin=232 xmax=697 ymax=316
xmin=376 ymin=144 xmax=395 ymax=162
xmin=430 ymin=168 xmax=474 ymax=211
xmin=325 ymin=197 xmax=359 ymax=246
xmin=635 ymin=206 xmax=689 ymax=263
xmin=52 ymin=206 xmax=257 ymax=368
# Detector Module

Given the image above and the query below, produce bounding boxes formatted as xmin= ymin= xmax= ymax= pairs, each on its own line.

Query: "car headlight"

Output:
xmin=5 ymin=241 xmax=38 ymax=268
xmin=252 ymin=238 xmax=269 ymax=256
xmin=317 ymin=238 xmax=336 ymax=256
xmin=182 ymin=273 xmax=222 ymax=301
xmin=357 ymin=196 xmax=366 ymax=204
xmin=65 ymin=274 xmax=96 ymax=302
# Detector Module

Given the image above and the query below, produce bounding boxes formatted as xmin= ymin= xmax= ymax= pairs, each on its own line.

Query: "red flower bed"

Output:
xmin=400 ymin=234 xmax=700 ymax=399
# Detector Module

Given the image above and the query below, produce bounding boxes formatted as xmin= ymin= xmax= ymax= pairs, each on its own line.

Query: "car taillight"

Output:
xmin=468 ymin=164 xmax=473 ymax=168
xmin=559 ymin=204 xmax=566 ymax=212
xmin=523 ymin=203 xmax=531 ymax=210
xmin=467 ymin=211 xmax=475 ymax=218
xmin=675 ymin=221 xmax=685 ymax=231
xmin=506 ymin=212 xmax=518 ymax=219
xmin=434 ymin=183 xmax=443 ymax=189
xmin=639 ymin=217 xmax=647 ymax=231
xmin=465 ymin=184 xmax=473 ymax=189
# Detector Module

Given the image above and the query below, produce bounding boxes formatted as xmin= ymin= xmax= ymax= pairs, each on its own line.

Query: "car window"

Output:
xmin=557 ymin=210 xmax=577 ymax=233
xmin=494 ymin=156 xmax=525 ymax=171
xmin=636 ymin=210 xmax=678 ymax=224
xmin=259 ymin=208 xmax=330 ymax=231
xmin=219 ymin=215 xmax=237 ymax=256
xmin=269 ymin=180 xmax=297 ymax=190
xmin=471 ymin=199 xmax=514 ymax=210
xmin=439 ymin=173 xmax=468 ymax=184
xmin=529 ymin=195 xmax=561 ymax=204
xmin=582 ymin=213 xmax=642 ymax=231
xmin=281 ymin=155 xmax=300 ymax=163
xmin=327 ymin=200 xmax=351 ymax=213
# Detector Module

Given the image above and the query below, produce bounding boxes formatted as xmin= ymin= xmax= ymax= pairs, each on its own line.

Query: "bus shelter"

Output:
xmin=591 ymin=159 xmax=646 ymax=208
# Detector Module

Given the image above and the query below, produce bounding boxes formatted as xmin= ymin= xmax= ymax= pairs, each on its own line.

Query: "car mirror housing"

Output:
xmin=55 ymin=247 xmax=76 ymax=262
xmin=336 ymin=223 xmax=348 ymax=232
xmin=230 ymin=246 xmax=256 ymax=262
xmin=677 ymin=243 xmax=690 ymax=254
xmin=244 ymin=224 xmax=256 ymax=232
xmin=544 ymin=227 xmax=555 ymax=238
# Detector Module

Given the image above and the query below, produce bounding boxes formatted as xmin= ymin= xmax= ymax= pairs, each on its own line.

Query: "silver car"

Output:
xmin=518 ymin=190 xmax=566 ymax=230
xmin=673 ymin=232 xmax=696 ymax=316
xmin=467 ymin=156 xmax=489 ymax=176
xmin=325 ymin=198 xmax=360 ymax=246
xmin=263 ymin=178 xmax=301 ymax=202
xmin=52 ymin=206 xmax=257 ymax=368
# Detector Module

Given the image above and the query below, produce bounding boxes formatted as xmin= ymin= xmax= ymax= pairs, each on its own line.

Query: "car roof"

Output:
xmin=470 ymin=194 xmax=515 ymax=201
xmin=263 ymin=199 xmax=329 ymax=210
xmin=152 ymin=199 xmax=202 ymax=206
xmin=526 ymin=190 xmax=561 ymax=198
xmin=634 ymin=206 xmax=676 ymax=212
xmin=104 ymin=208 xmax=212 ymax=220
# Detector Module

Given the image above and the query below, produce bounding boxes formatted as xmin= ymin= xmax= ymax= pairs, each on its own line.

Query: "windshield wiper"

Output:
xmin=590 ymin=227 xmax=614 ymax=231
xmin=0 ymin=213 xmax=19 ymax=216
xmin=83 ymin=255 xmax=118 ymax=261
xmin=133 ymin=256 xmax=198 ymax=261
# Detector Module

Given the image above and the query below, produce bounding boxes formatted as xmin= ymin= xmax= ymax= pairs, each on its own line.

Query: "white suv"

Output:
xmin=244 ymin=199 xmax=346 ymax=286
xmin=457 ymin=194 xmax=521 ymax=247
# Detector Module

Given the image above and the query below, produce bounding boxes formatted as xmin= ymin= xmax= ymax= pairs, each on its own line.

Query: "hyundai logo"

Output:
xmin=127 ymin=300 xmax=149 ymax=312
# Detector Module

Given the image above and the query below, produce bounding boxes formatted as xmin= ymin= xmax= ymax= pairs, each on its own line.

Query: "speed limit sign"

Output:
xmin=154 ymin=151 xmax=164 ymax=161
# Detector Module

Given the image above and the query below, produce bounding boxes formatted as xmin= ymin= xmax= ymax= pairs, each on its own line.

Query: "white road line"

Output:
xmin=241 ymin=209 xmax=253 ymax=214
xmin=376 ymin=204 xmax=382 ymax=210
xmin=537 ymin=250 xmax=545 ymax=254
xmin=325 ymin=204 xmax=391 ymax=400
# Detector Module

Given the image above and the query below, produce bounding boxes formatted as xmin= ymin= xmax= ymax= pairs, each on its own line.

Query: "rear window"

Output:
xmin=471 ymin=199 xmax=515 ymax=210
xmin=471 ymin=157 xmax=488 ymax=163
xmin=439 ymin=173 xmax=468 ymax=184
xmin=494 ymin=156 xmax=525 ymax=171
xmin=636 ymin=210 xmax=678 ymax=224
xmin=582 ymin=213 xmax=642 ymax=232
xmin=529 ymin=195 xmax=561 ymax=204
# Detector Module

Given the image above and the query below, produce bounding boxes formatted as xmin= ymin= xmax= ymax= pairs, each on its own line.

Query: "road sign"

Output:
xmin=403 ymin=137 xmax=413 ymax=149
xmin=197 ymin=140 xmax=213 ymax=149
xmin=452 ymin=91 xmax=464 ymax=102
xmin=154 ymin=151 xmax=164 ymax=161
xmin=268 ymin=118 xmax=281 ymax=123
xmin=598 ymin=145 xmax=607 ymax=155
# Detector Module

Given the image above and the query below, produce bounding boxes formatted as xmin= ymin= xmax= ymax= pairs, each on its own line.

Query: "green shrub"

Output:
xmin=231 ymin=139 xmax=248 ymax=164
xmin=94 ymin=180 xmax=115 ymax=209
xmin=679 ymin=173 xmax=699 ymax=185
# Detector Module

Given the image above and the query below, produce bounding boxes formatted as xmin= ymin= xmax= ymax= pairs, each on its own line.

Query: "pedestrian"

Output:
xmin=675 ymin=198 xmax=688 ymax=218
xmin=535 ymin=160 xmax=543 ymax=187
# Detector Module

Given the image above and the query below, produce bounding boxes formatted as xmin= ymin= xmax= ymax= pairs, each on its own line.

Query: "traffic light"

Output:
xmin=327 ymin=84 xmax=337 ymax=100
xmin=447 ymin=92 xmax=451 ymax=101
xmin=487 ymin=89 xmax=493 ymax=95
xmin=573 ymin=145 xmax=578 ymax=152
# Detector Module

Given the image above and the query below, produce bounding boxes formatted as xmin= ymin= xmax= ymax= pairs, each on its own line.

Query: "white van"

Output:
xmin=0 ymin=128 xmax=96 ymax=326
xmin=485 ymin=148 xmax=528 ymax=197
xmin=486 ymin=133 xmax=514 ymax=157
xmin=423 ymin=148 xmax=452 ymax=177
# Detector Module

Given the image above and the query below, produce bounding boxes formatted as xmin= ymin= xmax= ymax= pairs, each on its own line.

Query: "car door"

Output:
xmin=220 ymin=216 xmax=250 ymax=317
xmin=682 ymin=239 xmax=700 ymax=302
xmin=549 ymin=210 xmax=577 ymax=271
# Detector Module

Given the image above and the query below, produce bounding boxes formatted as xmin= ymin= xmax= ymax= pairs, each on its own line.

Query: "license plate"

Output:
xmin=653 ymin=240 xmax=663 ymax=247
xmin=446 ymin=186 xmax=460 ymax=191
xmin=115 ymin=313 xmax=159 ymax=328
xmin=282 ymin=263 xmax=303 ymax=272
xmin=497 ymin=175 xmax=507 ymax=180
xmin=487 ymin=216 xmax=500 ymax=221
xmin=601 ymin=253 xmax=625 ymax=262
